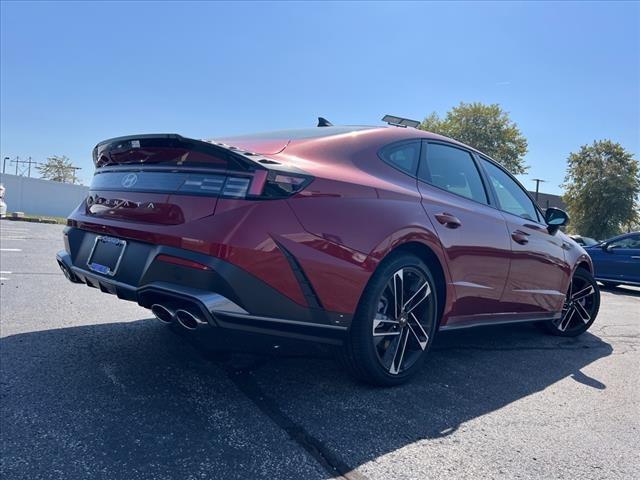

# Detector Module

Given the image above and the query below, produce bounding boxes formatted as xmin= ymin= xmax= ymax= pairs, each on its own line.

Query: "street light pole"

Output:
xmin=2 ymin=157 xmax=9 ymax=174
xmin=532 ymin=178 xmax=546 ymax=202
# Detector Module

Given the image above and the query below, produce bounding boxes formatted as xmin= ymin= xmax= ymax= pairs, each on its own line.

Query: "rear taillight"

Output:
xmin=248 ymin=170 xmax=313 ymax=199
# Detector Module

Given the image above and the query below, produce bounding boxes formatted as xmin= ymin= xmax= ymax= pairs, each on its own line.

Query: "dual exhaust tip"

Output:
xmin=151 ymin=304 xmax=206 ymax=330
xmin=57 ymin=259 xmax=82 ymax=284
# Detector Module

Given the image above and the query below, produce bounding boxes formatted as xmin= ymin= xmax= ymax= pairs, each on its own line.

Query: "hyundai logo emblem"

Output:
xmin=121 ymin=173 xmax=138 ymax=188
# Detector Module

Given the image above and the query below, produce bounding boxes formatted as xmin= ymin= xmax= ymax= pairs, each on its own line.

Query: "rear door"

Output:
xmin=478 ymin=157 xmax=570 ymax=314
xmin=416 ymin=141 xmax=512 ymax=324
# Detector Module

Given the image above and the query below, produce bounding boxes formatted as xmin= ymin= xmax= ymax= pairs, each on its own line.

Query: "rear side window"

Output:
xmin=379 ymin=141 xmax=421 ymax=176
xmin=480 ymin=158 xmax=540 ymax=221
xmin=419 ymin=143 xmax=488 ymax=204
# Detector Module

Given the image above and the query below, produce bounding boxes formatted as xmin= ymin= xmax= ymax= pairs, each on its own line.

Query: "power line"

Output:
xmin=14 ymin=157 xmax=42 ymax=177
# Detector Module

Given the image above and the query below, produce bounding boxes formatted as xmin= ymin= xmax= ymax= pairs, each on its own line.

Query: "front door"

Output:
xmin=478 ymin=157 xmax=570 ymax=315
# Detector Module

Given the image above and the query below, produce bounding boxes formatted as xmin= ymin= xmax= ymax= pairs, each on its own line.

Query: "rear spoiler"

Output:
xmin=93 ymin=134 xmax=261 ymax=171
xmin=91 ymin=134 xmax=314 ymax=200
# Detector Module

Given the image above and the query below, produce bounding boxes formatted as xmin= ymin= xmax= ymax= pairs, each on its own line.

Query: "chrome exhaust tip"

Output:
xmin=58 ymin=260 xmax=72 ymax=280
xmin=151 ymin=304 xmax=174 ymax=324
xmin=57 ymin=259 xmax=82 ymax=283
xmin=175 ymin=309 xmax=205 ymax=330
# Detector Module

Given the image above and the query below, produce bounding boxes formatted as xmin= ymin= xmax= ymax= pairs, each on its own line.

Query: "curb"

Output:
xmin=1 ymin=216 xmax=61 ymax=225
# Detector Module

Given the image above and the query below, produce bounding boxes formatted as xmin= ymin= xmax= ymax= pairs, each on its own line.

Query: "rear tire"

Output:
xmin=543 ymin=268 xmax=600 ymax=337
xmin=342 ymin=253 xmax=438 ymax=386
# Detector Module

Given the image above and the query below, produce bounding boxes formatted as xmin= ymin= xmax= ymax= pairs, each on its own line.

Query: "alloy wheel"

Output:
xmin=554 ymin=274 xmax=598 ymax=333
xmin=372 ymin=267 xmax=435 ymax=375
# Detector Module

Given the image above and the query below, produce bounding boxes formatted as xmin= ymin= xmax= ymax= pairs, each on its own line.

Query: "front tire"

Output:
xmin=342 ymin=253 xmax=438 ymax=386
xmin=543 ymin=268 xmax=600 ymax=337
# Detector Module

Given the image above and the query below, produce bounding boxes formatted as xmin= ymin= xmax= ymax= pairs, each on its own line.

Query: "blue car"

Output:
xmin=585 ymin=232 xmax=640 ymax=288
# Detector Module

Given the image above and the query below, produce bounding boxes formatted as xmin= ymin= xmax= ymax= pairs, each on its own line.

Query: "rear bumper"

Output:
xmin=57 ymin=227 xmax=351 ymax=344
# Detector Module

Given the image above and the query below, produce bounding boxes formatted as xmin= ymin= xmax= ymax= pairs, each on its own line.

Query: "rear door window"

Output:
xmin=418 ymin=142 xmax=488 ymax=204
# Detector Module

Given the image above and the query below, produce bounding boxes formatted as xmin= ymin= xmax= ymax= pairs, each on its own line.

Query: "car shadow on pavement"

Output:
xmin=0 ymin=319 xmax=613 ymax=480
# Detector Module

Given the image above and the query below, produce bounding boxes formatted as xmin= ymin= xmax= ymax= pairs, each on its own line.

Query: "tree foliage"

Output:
xmin=563 ymin=140 xmax=639 ymax=239
xmin=37 ymin=155 xmax=80 ymax=184
xmin=420 ymin=102 xmax=529 ymax=175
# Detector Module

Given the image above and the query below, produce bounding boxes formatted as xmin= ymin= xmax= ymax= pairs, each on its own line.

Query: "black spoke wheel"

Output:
xmin=544 ymin=268 xmax=600 ymax=337
xmin=341 ymin=253 xmax=438 ymax=386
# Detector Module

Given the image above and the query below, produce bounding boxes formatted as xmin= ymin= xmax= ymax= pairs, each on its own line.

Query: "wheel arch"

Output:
xmin=576 ymin=260 xmax=592 ymax=273
xmin=563 ymin=253 xmax=594 ymax=294
xmin=373 ymin=241 xmax=449 ymax=324
xmin=573 ymin=252 xmax=594 ymax=274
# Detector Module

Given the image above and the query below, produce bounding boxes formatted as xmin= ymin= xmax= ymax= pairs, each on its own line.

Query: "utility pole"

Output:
xmin=26 ymin=157 xmax=42 ymax=178
xmin=532 ymin=178 xmax=546 ymax=202
xmin=65 ymin=166 xmax=82 ymax=184
xmin=10 ymin=157 xmax=41 ymax=177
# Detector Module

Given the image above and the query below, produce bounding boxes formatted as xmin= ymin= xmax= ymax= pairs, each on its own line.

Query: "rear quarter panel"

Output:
xmin=285 ymin=134 xmax=455 ymax=320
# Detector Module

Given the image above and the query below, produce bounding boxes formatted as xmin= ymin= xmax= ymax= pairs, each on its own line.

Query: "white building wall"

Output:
xmin=0 ymin=173 xmax=89 ymax=217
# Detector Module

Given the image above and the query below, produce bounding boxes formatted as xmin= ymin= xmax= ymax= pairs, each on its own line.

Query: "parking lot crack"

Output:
xmin=221 ymin=361 xmax=368 ymax=480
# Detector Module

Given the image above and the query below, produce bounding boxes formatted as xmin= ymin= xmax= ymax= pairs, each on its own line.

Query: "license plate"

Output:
xmin=86 ymin=236 xmax=127 ymax=276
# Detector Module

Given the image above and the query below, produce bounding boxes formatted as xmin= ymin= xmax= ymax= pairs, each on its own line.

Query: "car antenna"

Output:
xmin=317 ymin=117 xmax=333 ymax=127
xmin=382 ymin=114 xmax=420 ymax=128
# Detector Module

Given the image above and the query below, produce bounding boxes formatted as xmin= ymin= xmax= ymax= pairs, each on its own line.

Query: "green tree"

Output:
xmin=37 ymin=155 xmax=80 ymax=184
xmin=420 ymin=102 xmax=529 ymax=175
xmin=563 ymin=140 xmax=640 ymax=239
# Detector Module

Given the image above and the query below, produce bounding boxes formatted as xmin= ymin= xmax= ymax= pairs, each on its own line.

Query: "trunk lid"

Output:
xmin=85 ymin=134 xmax=311 ymax=225
xmin=87 ymin=134 xmax=255 ymax=225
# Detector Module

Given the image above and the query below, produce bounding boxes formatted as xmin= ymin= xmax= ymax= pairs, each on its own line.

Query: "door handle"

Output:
xmin=434 ymin=212 xmax=462 ymax=229
xmin=632 ymin=256 xmax=640 ymax=259
xmin=511 ymin=230 xmax=530 ymax=245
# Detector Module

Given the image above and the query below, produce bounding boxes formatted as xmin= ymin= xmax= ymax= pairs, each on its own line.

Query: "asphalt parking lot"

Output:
xmin=1 ymin=221 xmax=638 ymax=480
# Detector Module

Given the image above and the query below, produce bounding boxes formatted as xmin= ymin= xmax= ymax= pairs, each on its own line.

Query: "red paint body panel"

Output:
xmin=500 ymin=214 xmax=570 ymax=313
xmin=68 ymin=126 xmax=587 ymax=332
xmin=417 ymin=181 xmax=511 ymax=323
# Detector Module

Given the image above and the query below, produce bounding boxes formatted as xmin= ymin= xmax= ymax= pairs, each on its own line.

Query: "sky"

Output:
xmin=1 ymin=1 xmax=638 ymax=193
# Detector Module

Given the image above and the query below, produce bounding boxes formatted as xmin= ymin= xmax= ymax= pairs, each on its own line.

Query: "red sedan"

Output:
xmin=57 ymin=118 xmax=600 ymax=385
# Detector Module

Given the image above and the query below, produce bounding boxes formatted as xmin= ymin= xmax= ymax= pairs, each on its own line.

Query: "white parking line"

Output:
xmin=0 ymin=271 xmax=11 ymax=274
xmin=0 ymin=248 xmax=22 ymax=252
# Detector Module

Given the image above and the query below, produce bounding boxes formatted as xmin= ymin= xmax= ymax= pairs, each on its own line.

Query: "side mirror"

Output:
xmin=602 ymin=243 xmax=614 ymax=252
xmin=544 ymin=207 xmax=569 ymax=234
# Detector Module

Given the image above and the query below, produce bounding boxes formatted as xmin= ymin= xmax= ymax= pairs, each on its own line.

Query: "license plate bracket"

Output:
xmin=86 ymin=236 xmax=127 ymax=276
